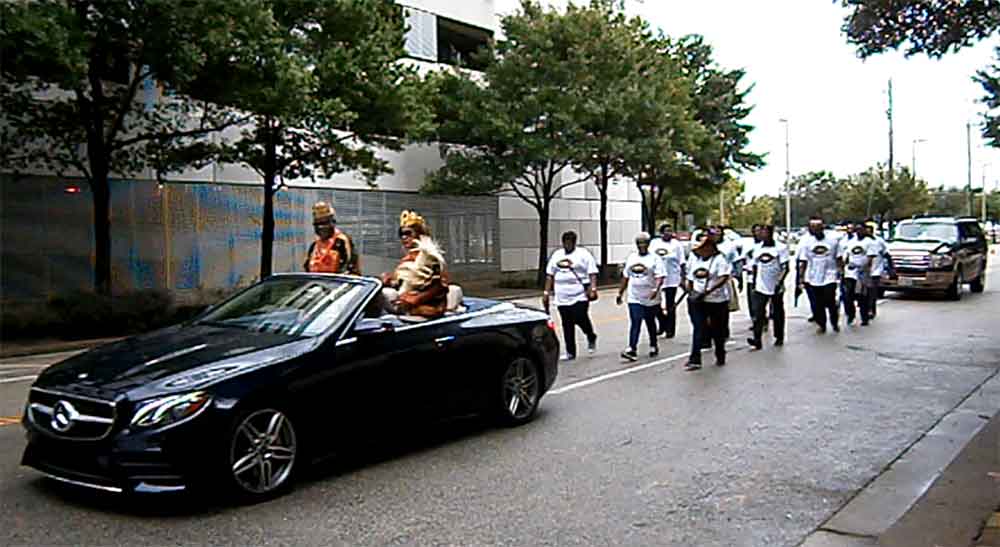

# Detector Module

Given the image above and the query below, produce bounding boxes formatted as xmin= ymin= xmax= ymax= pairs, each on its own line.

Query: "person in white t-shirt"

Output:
xmin=649 ymin=224 xmax=686 ymax=339
xmin=796 ymin=216 xmax=844 ymax=334
xmin=747 ymin=225 xmax=790 ymax=350
xmin=840 ymin=222 xmax=878 ymax=326
xmin=683 ymin=230 xmax=732 ymax=371
xmin=616 ymin=232 xmax=666 ymax=362
xmin=543 ymin=231 xmax=599 ymax=361
xmin=866 ymin=220 xmax=888 ymax=320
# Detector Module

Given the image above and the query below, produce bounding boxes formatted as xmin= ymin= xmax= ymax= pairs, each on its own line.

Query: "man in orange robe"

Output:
xmin=304 ymin=201 xmax=360 ymax=275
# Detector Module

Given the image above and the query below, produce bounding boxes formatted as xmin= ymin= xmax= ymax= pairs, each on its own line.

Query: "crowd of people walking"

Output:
xmin=542 ymin=216 xmax=891 ymax=372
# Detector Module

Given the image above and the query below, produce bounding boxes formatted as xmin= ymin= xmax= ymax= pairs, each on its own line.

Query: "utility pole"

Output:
xmin=780 ymin=118 xmax=791 ymax=235
xmin=911 ymin=138 xmax=926 ymax=179
xmin=869 ymin=79 xmax=892 ymax=217
xmin=967 ymin=122 xmax=974 ymax=216
xmin=983 ymin=163 xmax=990 ymax=222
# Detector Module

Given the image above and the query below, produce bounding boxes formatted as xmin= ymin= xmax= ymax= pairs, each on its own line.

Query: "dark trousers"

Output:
xmin=628 ymin=303 xmax=658 ymax=350
xmin=557 ymin=301 xmax=596 ymax=357
xmin=869 ymin=277 xmax=881 ymax=318
xmin=657 ymin=287 xmax=679 ymax=337
xmin=688 ymin=301 xmax=728 ymax=364
xmin=806 ymin=283 xmax=839 ymax=330
xmin=842 ymin=278 xmax=870 ymax=324
xmin=751 ymin=290 xmax=785 ymax=343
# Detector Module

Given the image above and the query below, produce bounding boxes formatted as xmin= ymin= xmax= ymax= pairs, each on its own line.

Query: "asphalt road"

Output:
xmin=1 ymin=266 xmax=999 ymax=547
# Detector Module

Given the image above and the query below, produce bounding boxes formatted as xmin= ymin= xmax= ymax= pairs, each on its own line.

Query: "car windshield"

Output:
xmin=895 ymin=222 xmax=958 ymax=242
xmin=195 ymin=277 xmax=369 ymax=338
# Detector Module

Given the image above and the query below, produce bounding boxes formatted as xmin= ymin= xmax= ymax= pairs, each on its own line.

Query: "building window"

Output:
xmin=437 ymin=17 xmax=491 ymax=71
xmin=404 ymin=8 xmax=438 ymax=61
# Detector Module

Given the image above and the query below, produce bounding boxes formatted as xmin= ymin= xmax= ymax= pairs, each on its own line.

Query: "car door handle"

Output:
xmin=434 ymin=336 xmax=455 ymax=349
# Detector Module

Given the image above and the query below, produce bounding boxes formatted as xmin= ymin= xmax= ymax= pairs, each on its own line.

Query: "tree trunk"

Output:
xmin=598 ymin=162 xmax=609 ymax=280
xmin=260 ymin=117 xmax=277 ymax=280
xmin=90 ymin=176 xmax=112 ymax=296
xmin=536 ymin=205 xmax=550 ymax=289
xmin=261 ymin=172 xmax=275 ymax=279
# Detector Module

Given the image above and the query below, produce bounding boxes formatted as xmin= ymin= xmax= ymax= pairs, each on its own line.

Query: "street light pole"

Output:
xmin=911 ymin=138 xmax=926 ymax=179
xmin=983 ymin=163 xmax=990 ymax=222
xmin=780 ymin=118 xmax=791 ymax=236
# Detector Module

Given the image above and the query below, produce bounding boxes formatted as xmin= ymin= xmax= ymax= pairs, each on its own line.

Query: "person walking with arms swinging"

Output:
xmin=617 ymin=232 xmax=665 ymax=362
xmin=543 ymin=231 xmax=599 ymax=361
xmin=684 ymin=231 xmax=732 ymax=371
xmin=747 ymin=224 xmax=789 ymax=350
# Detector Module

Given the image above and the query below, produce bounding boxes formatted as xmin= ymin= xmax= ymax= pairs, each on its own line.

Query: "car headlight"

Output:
xmin=929 ymin=253 xmax=955 ymax=269
xmin=131 ymin=391 xmax=212 ymax=429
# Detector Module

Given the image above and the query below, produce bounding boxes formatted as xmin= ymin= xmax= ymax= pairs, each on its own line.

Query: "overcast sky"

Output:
xmin=495 ymin=0 xmax=1000 ymax=198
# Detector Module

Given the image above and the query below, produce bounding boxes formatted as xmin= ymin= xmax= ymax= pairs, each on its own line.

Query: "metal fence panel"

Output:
xmin=0 ymin=176 xmax=499 ymax=301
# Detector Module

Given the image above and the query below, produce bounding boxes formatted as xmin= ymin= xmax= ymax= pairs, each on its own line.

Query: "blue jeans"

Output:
xmin=627 ymin=303 xmax=658 ymax=351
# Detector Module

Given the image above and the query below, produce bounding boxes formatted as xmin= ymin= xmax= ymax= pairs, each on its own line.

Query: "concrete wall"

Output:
xmin=499 ymin=173 xmax=643 ymax=273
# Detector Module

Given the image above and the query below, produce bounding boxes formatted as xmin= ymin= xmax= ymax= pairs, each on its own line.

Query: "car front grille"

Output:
xmin=27 ymin=388 xmax=117 ymax=441
xmin=890 ymin=250 xmax=930 ymax=270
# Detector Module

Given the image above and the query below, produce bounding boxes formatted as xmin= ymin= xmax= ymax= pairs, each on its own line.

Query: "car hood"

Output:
xmin=887 ymin=240 xmax=953 ymax=253
xmin=33 ymin=324 xmax=310 ymax=396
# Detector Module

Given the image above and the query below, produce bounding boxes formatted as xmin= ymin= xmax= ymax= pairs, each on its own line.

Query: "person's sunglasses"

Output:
xmin=399 ymin=229 xmax=415 ymax=238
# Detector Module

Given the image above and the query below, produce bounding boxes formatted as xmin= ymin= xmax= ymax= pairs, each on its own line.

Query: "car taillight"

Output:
xmin=547 ymin=319 xmax=556 ymax=332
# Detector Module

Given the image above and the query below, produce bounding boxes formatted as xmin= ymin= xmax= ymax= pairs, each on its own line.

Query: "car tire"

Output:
xmin=494 ymin=356 xmax=541 ymax=427
xmin=225 ymin=407 xmax=299 ymax=503
xmin=947 ymin=270 xmax=963 ymax=301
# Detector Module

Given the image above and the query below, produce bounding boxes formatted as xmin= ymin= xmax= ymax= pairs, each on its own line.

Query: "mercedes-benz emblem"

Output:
xmin=51 ymin=400 xmax=78 ymax=433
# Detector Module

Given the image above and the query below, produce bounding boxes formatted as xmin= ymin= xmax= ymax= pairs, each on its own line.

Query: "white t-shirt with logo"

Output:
xmin=719 ymin=240 xmax=742 ymax=276
xmin=871 ymin=236 xmax=888 ymax=277
xmin=546 ymin=247 xmax=598 ymax=307
xmin=751 ymin=242 xmax=790 ymax=295
xmin=841 ymin=236 xmax=879 ymax=281
xmin=649 ymin=238 xmax=685 ymax=288
xmin=623 ymin=252 xmax=665 ymax=306
xmin=685 ymin=252 xmax=732 ymax=303
xmin=796 ymin=232 xmax=841 ymax=286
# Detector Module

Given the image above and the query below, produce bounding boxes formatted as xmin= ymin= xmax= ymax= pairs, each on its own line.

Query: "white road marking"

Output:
xmin=0 ymin=375 xmax=38 ymax=385
xmin=550 ymin=342 xmax=737 ymax=396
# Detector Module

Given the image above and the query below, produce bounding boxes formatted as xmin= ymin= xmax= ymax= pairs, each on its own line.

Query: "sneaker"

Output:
xmin=747 ymin=338 xmax=762 ymax=351
xmin=816 ymin=326 xmax=827 ymax=335
xmin=861 ymin=321 xmax=870 ymax=327
xmin=832 ymin=323 xmax=841 ymax=333
xmin=664 ymin=332 xmax=675 ymax=339
xmin=587 ymin=335 xmax=598 ymax=354
xmin=621 ymin=349 xmax=638 ymax=362
xmin=649 ymin=347 xmax=659 ymax=358
xmin=715 ymin=359 xmax=726 ymax=367
xmin=774 ymin=339 xmax=784 ymax=347
xmin=684 ymin=362 xmax=702 ymax=371
xmin=560 ymin=353 xmax=575 ymax=362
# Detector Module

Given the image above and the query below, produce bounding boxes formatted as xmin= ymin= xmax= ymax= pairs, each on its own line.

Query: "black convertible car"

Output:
xmin=21 ymin=274 xmax=559 ymax=500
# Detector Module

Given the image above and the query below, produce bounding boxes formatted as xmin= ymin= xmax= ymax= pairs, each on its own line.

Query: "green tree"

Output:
xmin=837 ymin=165 xmax=933 ymax=221
xmin=0 ymin=0 xmax=254 ymax=294
xmin=426 ymin=1 xmax=605 ymax=286
xmin=836 ymin=2 xmax=1000 ymax=151
xmin=838 ymin=1 xmax=999 ymax=59
xmin=630 ymin=35 xmax=764 ymax=234
xmin=772 ymin=171 xmax=841 ymax=226
xmin=183 ymin=0 xmax=433 ymax=279
xmin=564 ymin=0 xmax=663 ymax=277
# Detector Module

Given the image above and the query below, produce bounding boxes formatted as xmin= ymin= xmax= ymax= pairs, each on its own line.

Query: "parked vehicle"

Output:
xmin=882 ymin=216 xmax=988 ymax=300
xmin=21 ymin=274 xmax=559 ymax=501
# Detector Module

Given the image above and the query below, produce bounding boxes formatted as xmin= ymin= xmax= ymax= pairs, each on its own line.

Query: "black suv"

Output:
xmin=883 ymin=216 xmax=988 ymax=299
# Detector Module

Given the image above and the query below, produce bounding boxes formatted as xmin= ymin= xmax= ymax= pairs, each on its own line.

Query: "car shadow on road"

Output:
xmin=24 ymin=409 xmax=552 ymax=517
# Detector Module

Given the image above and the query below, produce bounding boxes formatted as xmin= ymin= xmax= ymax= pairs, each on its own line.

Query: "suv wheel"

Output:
xmin=947 ymin=269 xmax=963 ymax=301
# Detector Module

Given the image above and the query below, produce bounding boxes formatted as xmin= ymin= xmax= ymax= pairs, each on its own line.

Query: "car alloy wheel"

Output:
xmin=229 ymin=409 xmax=297 ymax=496
xmin=500 ymin=357 xmax=540 ymax=424
xmin=947 ymin=269 xmax=963 ymax=301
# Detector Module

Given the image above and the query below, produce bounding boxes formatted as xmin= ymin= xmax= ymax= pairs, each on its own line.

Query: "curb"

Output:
xmin=800 ymin=370 xmax=1000 ymax=547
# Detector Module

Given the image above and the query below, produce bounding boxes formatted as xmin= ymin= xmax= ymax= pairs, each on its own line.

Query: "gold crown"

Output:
xmin=399 ymin=209 xmax=426 ymax=229
xmin=313 ymin=201 xmax=336 ymax=222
